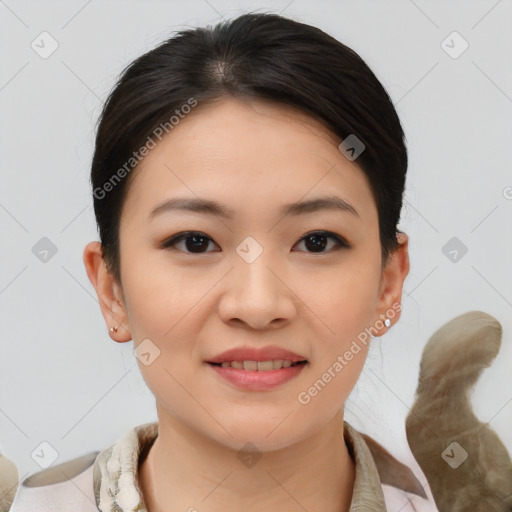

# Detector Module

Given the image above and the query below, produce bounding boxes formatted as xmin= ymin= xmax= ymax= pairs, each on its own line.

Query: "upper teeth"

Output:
xmin=220 ymin=360 xmax=295 ymax=371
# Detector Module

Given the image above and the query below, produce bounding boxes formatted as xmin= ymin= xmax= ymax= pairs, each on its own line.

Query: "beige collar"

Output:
xmin=93 ymin=421 xmax=425 ymax=511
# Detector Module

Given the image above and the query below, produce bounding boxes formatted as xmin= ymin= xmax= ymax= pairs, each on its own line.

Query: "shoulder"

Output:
xmin=365 ymin=432 xmax=439 ymax=511
xmin=8 ymin=451 xmax=99 ymax=512
xmin=343 ymin=422 xmax=439 ymax=512
xmin=7 ymin=421 xmax=158 ymax=512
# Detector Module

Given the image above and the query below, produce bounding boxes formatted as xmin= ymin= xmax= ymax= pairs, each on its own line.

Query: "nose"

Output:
xmin=217 ymin=252 xmax=297 ymax=330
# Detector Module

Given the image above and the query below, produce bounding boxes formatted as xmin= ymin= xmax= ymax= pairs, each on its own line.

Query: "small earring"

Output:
xmin=110 ymin=326 xmax=118 ymax=333
xmin=384 ymin=318 xmax=391 ymax=328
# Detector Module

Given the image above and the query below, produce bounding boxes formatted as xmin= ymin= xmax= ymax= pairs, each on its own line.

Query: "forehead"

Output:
xmin=120 ymin=96 xmax=377 ymax=226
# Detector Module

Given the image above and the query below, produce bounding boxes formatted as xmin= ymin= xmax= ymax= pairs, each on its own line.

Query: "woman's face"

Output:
xmin=93 ymin=96 xmax=408 ymax=451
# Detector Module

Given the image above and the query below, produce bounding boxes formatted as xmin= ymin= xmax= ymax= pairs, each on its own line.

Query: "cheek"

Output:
xmin=300 ymin=258 xmax=378 ymax=400
xmin=298 ymin=311 xmax=372 ymax=416
xmin=309 ymin=254 xmax=381 ymax=340
xmin=119 ymin=245 xmax=215 ymax=391
xmin=119 ymin=244 xmax=197 ymax=339
xmin=328 ymin=279 xmax=378 ymax=340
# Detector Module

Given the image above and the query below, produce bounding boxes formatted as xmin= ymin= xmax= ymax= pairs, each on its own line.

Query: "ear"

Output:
xmin=374 ymin=232 xmax=410 ymax=335
xmin=82 ymin=241 xmax=132 ymax=343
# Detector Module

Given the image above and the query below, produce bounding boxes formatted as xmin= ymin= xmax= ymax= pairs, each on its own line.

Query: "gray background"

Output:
xmin=1 ymin=0 xmax=511 ymax=485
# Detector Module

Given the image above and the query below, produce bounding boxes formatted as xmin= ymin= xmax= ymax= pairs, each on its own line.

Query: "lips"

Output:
xmin=206 ymin=345 xmax=308 ymax=365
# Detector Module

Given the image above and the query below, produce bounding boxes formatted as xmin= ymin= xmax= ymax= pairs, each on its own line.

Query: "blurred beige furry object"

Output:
xmin=0 ymin=450 xmax=18 ymax=512
xmin=406 ymin=310 xmax=512 ymax=511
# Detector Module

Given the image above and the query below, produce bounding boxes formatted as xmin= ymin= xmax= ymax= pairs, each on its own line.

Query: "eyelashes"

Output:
xmin=161 ymin=231 xmax=217 ymax=253
xmin=160 ymin=230 xmax=350 ymax=255
xmin=294 ymin=231 xmax=350 ymax=253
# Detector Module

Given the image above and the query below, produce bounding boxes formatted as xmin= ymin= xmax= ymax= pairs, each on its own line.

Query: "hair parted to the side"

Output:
xmin=90 ymin=12 xmax=408 ymax=284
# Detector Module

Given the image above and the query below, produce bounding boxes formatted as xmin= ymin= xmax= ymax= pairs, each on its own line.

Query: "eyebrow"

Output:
xmin=148 ymin=195 xmax=360 ymax=221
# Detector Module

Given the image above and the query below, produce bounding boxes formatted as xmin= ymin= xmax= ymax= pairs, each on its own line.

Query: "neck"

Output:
xmin=139 ymin=407 xmax=355 ymax=512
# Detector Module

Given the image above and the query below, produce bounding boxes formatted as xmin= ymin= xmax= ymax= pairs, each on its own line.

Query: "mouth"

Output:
xmin=207 ymin=360 xmax=308 ymax=371
xmin=206 ymin=345 xmax=308 ymax=369
xmin=206 ymin=359 xmax=309 ymax=390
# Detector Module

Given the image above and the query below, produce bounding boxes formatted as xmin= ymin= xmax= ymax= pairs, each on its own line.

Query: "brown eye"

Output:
xmin=294 ymin=231 xmax=349 ymax=253
xmin=161 ymin=230 xmax=349 ymax=255
xmin=161 ymin=231 xmax=220 ymax=254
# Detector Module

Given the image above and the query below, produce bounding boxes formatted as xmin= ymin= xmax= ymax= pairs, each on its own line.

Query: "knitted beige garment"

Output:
xmin=0 ymin=451 xmax=18 ymax=512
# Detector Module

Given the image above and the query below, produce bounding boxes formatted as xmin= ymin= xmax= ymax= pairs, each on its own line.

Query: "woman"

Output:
xmin=7 ymin=11 xmax=438 ymax=512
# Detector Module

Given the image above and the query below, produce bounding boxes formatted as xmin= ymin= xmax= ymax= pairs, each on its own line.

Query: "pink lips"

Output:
xmin=205 ymin=345 xmax=308 ymax=391
xmin=206 ymin=345 xmax=307 ymax=364
xmin=208 ymin=362 xmax=307 ymax=390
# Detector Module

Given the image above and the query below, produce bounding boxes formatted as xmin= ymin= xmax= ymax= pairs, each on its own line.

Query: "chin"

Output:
xmin=209 ymin=421 xmax=306 ymax=453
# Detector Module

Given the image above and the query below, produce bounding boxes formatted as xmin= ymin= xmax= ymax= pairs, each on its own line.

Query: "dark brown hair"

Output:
xmin=90 ymin=12 xmax=407 ymax=284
